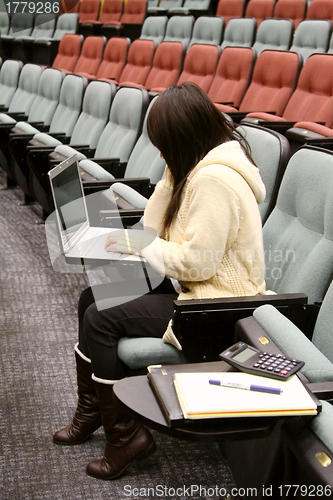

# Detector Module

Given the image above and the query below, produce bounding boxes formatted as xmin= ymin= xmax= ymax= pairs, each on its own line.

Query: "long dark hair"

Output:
xmin=147 ymin=83 xmax=252 ymax=232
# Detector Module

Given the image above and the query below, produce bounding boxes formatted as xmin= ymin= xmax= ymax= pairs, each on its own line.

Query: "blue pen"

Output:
xmin=209 ymin=379 xmax=283 ymax=395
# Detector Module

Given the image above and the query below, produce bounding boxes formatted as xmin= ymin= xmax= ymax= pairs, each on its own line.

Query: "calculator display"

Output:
xmin=233 ymin=347 xmax=257 ymax=363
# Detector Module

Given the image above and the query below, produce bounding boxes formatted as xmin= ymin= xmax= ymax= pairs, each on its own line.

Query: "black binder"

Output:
xmin=147 ymin=360 xmax=235 ymax=427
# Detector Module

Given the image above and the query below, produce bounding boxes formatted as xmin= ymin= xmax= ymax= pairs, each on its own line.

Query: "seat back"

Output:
xmin=98 ymin=0 xmax=123 ymax=24
xmin=252 ymin=18 xmax=294 ymax=55
xmin=94 ymin=87 xmax=149 ymax=162
xmin=0 ymin=10 xmax=9 ymax=35
xmin=282 ymin=54 xmax=333 ymax=127
xmin=120 ymin=0 xmax=147 ymax=24
xmin=7 ymin=63 xmax=43 ymax=115
xmin=7 ymin=13 xmax=34 ymax=37
xmin=181 ymin=0 xmax=211 ymax=12
xmin=245 ymin=0 xmax=275 ymax=26
xmin=27 ymin=68 xmax=64 ymax=126
xmin=176 ymin=43 xmax=220 ymax=93
xmin=30 ymin=14 xmax=56 ymax=39
xmin=263 ymin=146 xmax=333 ymax=303
xmin=96 ymin=36 xmax=129 ymax=81
xmin=306 ymin=0 xmax=333 ymax=23
xmin=188 ymin=15 xmax=224 ymax=47
xmin=216 ymin=0 xmax=245 ymax=26
xmin=237 ymin=122 xmax=290 ymax=223
xmin=220 ymin=17 xmax=256 ymax=49
xmin=52 ymin=13 xmax=79 ymax=40
xmin=273 ymin=0 xmax=306 ymax=29
xmin=58 ymin=0 xmax=80 ymax=14
xmin=52 ymin=34 xmax=83 ymax=72
xmin=48 ymin=74 xmax=86 ymax=136
xmin=79 ymin=0 xmax=101 ymax=23
xmin=139 ymin=15 xmax=167 ymax=45
xmin=239 ymin=50 xmax=301 ymax=115
xmin=208 ymin=46 xmax=255 ymax=109
xmin=0 ymin=59 xmax=23 ymax=109
xmin=123 ymin=95 xmax=166 ymax=183
xmin=290 ymin=19 xmax=332 ymax=62
xmin=158 ymin=0 xmax=184 ymax=9
xmin=70 ymin=80 xmax=113 ymax=149
xmin=73 ymin=35 xmax=105 ymax=76
xmin=164 ymin=14 xmax=194 ymax=50
xmin=144 ymin=41 xmax=184 ymax=91
xmin=118 ymin=38 xmax=155 ymax=86
xmin=329 ymin=32 xmax=333 ymax=54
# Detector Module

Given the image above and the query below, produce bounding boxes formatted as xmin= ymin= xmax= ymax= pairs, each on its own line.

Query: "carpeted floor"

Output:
xmin=0 ymin=171 xmax=237 ymax=500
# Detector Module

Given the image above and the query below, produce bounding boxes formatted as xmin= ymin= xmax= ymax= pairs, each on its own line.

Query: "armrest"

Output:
xmin=306 ymin=381 xmax=333 ymax=402
xmin=88 ymin=158 xmax=126 ymax=177
xmin=83 ymin=177 xmax=150 ymax=195
xmin=171 ymin=293 xmax=308 ymax=363
xmin=6 ymin=112 xmax=28 ymax=121
xmin=0 ymin=105 xmax=9 ymax=112
xmin=228 ymin=111 xmax=276 ymax=124
xmin=70 ymin=145 xmax=95 ymax=157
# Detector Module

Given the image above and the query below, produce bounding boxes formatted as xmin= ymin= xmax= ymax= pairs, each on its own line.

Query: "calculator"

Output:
xmin=219 ymin=342 xmax=305 ymax=380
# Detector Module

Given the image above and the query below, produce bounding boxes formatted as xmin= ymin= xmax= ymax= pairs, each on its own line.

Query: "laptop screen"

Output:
xmin=49 ymin=155 xmax=88 ymax=251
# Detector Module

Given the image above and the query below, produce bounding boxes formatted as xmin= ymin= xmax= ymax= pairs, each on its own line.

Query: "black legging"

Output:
xmin=78 ymin=278 xmax=177 ymax=380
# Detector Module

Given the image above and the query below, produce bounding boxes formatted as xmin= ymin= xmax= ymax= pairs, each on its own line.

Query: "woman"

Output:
xmin=53 ymin=83 xmax=267 ymax=480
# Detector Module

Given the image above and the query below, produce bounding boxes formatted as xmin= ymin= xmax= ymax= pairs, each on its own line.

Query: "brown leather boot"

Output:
xmin=86 ymin=379 xmax=156 ymax=480
xmin=53 ymin=346 xmax=102 ymax=445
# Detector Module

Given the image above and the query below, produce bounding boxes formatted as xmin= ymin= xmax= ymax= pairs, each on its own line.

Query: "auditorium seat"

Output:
xmin=0 ymin=63 xmax=43 ymax=187
xmin=147 ymin=0 xmax=183 ymax=15
xmin=244 ymin=54 xmax=333 ymax=134
xmin=289 ymin=19 xmax=331 ymax=62
xmin=11 ymin=13 xmax=56 ymax=63
xmin=135 ymin=40 xmax=184 ymax=92
xmin=95 ymin=36 xmax=130 ymax=82
xmin=306 ymin=0 xmax=333 ymax=22
xmin=168 ymin=0 xmax=213 ymax=18
xmin=208 ymin=47 xmax=255 ymax=111
xmin=215 ymin=0 xmax=245 ymax=26
xmin=26 ymin=80 xmax=115 ymax=216
xmin=252 ymin=18 xmax=294 ymax=55
xmin=58 ymin=0 xmax=80 ymax=14
xmin=72 ymin=36 xmax=106 ymax=78
xmin=244 ymin=0 xmax=275 ymax=26
xmin=188 ymin=15 xmax=224 ymax=47
xmin=163 ymin=14 xmax=194 ymax=50
xmin=101 ymin=0 xmax=147 ymax=41
xmin=0 ymin=60 xmax=23 ymax=112
xmin=0 ymin=12 xmax=34 ymax=59
xmin=220 ymin=17 xmax=256 ymax=49
xmin=0 ymin=10 xmax=9 ymax=36
xmin=273 ymin=0 xmax=306 ymax=29
xmin=139 ymin=15 xmax=167 ymax=45
xmin=176 ymin=43 xmax=220 ymax=93
xmin=217 ymin=50 xmax=302 ymax=123
xmin=52 ymin=34 xmax=83 ymax=73
xmin=110 ymin=38 xmax=155 ymax=87
xmin=78 ymin=0 xmax=101 ymax=25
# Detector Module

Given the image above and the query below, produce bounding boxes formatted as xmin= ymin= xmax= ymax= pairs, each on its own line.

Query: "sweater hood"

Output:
xmin=188 ymin=141 xmax=266 ymax=204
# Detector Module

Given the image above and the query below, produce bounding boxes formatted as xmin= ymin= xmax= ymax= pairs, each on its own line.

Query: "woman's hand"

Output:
xmin=104 ymin=229 xmax=157 ymax=255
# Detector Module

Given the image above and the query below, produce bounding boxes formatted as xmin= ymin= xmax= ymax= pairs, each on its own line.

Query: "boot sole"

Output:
xmin=53 ymin=425 xmax=102 ymax=446
xmin=86 ymin=440 xmax=157 ymax=480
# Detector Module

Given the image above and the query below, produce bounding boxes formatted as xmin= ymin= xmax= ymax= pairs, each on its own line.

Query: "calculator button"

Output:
xmin=267 ymin=367 xmax=274 ymax=371
xmin=274 ymin=368 xmax=281 ymax=372
xmin=253 ymin=363 xmax=260 ymax=367
xmin=280 ymin=369 xmax=289 ymax=375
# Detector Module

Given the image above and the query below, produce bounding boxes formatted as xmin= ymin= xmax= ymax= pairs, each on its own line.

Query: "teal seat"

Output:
xmin=290 ymin=19 xmax=331 ymax=62
xmin=139 ymin=15 xmax=167 ymax=46
xmin=252 ymin=18 xmax=294 ymax=55
xmin=220 ymin=17 xmax=256 ymax=49
xmin=0 ymin=59 xmax=23 ymax=111
xmin=163 ymin=14 xmax=194 ymax=50
xmin=188 ymin=15 xmax=224 ymax=47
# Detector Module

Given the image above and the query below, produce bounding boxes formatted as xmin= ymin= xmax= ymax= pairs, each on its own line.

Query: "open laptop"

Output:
xmin=48 ymin=155 xmax=145 ymax=265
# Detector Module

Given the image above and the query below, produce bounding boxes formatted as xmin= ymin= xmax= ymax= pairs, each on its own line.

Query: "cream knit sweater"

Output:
xmin=142 ymin=140 xmax=267 ymax=300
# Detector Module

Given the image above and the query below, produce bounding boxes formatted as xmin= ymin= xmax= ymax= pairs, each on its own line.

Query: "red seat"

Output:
xmin=208 ymin=47 xmax=255 ymax=110
xmin=219 ymin=50 xmax=301 ymax=117
xmin=245 ymin=0 xmax=275 ymax=26
xmin=74 ymin=36 xmax=106 ymax=77
xmin=116 ymin=39 xmax=155 ymax=87
xmin=176 ymin=44 xmax=220 ymax=93
xmin=216 ymin=0 xmax=245 ymax=26
xmin=52 ymin=34 xmax=83 ymax=73
xmin=97 ymin=0 xmax=123 ymax=24
xmin=273 ymin=0 xmax=306 ymax=29
xmin=96 ymin=36 xmax=130 ymax=82
xmin=110 ymin=0 xmax=147 ymax=26
xmin=246 ymin=54 xmax=333 ymax=128
xmin=306 ymin=0 xmax=333 ymax=22
xmin=79 ymin=0 xmax=101 ymax=23
xmin=58 ymin=0 xmax=80 ymax=14
xmin=143 ymin=41 xmax=184 ymax=92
